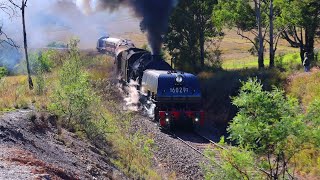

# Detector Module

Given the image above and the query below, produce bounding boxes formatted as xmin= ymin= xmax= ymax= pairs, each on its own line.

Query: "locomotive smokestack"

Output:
xmin=75 ymin=0 xmax=178 ymax=55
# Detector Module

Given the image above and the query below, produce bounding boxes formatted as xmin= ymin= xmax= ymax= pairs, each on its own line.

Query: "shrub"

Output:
xmin=204 ymin=78 xmax=319 ymax=179
xmin=275 ymin=53 xmax=285 ymax=70
xmin=47 ymin=41 xmax=68 ymax=48
xmin=49 ymin=38 xmax=97 ymax=129
xmin=204 ymin=140 xmax=262 ymax=180
xmin=112 ymin=130 xmax=156 ymax=179
xmin=0 ymin=67 xmax=8 ymax=79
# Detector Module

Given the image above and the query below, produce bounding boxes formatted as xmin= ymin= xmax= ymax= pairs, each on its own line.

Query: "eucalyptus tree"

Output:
xmin=164 ymin=0 xmax=221 ymax=73
xmin=205 ymin=78 xmax=320 ymax=179
xmin=276 ymin=0 xmax=320 ymax=63
xmin=213 ymin=0 xmax=267 ymax=69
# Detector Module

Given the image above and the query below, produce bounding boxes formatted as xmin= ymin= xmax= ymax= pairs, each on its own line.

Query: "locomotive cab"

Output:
xmin=141 ymin=70 xmax=204 ymax=130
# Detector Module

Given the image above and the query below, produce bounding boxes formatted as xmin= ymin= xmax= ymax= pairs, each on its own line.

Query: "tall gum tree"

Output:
xmin=276 ymin=0 xmax=320 ymax=63
xmin=164 ymin=0 xmax=221 ymax=73
xmin=262 ymin=0 xmax=284 ymax=68
xmin=213 ymin=0 xmax=267 ymax=69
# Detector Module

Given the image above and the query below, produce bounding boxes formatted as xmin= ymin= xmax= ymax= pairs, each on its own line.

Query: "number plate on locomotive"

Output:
xmin=170 ymin=87 xmax=189 ymax=94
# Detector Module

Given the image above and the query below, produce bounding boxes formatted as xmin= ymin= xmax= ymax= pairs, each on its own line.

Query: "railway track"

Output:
xmin=168 ymin=130 xmax=227 ymax=160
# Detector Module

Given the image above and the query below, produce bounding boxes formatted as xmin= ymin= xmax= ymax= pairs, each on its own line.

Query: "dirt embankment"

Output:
xmin=0 ymin=109 xmax=126 ymax=180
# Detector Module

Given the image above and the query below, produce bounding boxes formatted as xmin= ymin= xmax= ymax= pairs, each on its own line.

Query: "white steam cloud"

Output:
xmin=119 ymin=80 xmax=141 ymax=112
xmin=0 ymin=0 xmax=140 ymax=70
xmin=0 ymin=0 xmax=140 ymax=49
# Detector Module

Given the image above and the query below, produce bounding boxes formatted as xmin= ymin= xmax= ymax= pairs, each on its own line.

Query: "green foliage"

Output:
xmin=164 ymin=0 xmax=222 ymax=73
xmin=275 ymin=52 xmax=302 ymax=72
xmin=274 ymin=0 xmax=320 ymax=28
xmin=229 ymin=78 xmax=303 ymax=153
xmin=31 ymin=52 xmax=54 ymax=73
xmin=291 ymin=99 xmax=320 ymax=176
xmin=112 ymin=129 xmax=157 ymax=179
xmin=47 ymin=41 xmax=68 ymax=48
xmin=199 ymin=68 xmax=287 ymax=124
xmin=49 ymin=38 xmax=97 ymax=129
xmin=204 ymin=78 xmax=320 ymax=179
xmin=29 ymin=53 xmax=47 ymax=95
xmin=275 ymin=0 xmax=320 ymax=62
xmin=213 ymin=0 xmax=256 ymax=31
xmin=305 ymin=99 xmax=320 ymax=147
xmin=0 ymin=67 xmax=8 ymax=79
xmin=204 ymin=142 xmax=262 ymax=180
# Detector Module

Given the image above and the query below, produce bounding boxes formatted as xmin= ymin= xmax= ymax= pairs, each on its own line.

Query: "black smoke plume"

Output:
xmin=78 ymin=0 xmax=178 ymax=55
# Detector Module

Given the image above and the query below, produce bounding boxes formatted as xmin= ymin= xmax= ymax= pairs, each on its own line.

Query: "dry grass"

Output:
xmin=219 ymin=29 xmax=304 ymax=70
xmin=85 ymin=55 xmax=114 ymax=81
xmin=0 ymin=76 xmax=33 ymax=111
xmin=0 ymin=73 xmax=58 ymax=112
xmin=287 ymin=67 xmax=320 ymax=109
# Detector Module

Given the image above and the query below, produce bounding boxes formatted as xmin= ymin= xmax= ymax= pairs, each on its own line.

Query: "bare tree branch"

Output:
xmin=0 ymin=2 xmax=18 ymax=48
xmin=293 ymin=26 xmax=302 ymax=44
xmin=281 ymin=30 xmax=300 ymax=47
xmin=8 ymin=0 xmax=21 ymax=9
xmin=250 ymin=29 xmax=258 ymax=37
xmin=237 ymin=28 xmax=259 ymax=51
xmin=0 ymin=3 xmax=15 ymax=17
xmin=0 ymin=28 xmax=19 ymax=48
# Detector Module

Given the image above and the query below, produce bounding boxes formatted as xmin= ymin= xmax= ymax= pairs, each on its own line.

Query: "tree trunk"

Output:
xmin=299 ymin=27 xmax=305 ymax=63
xmin=22 ymin=0 xmax=33 ymax=90
xmin=269 ymin=0 xmax=275 ymax=68
xmin=305 ymin=24 xmax=315 ymax=63
xmin=255 ymin=0 xmax=264 ymax=69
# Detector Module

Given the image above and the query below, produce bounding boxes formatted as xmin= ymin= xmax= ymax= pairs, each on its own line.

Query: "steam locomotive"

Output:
xmin=97 ymin=36 xmax=204 ymax=129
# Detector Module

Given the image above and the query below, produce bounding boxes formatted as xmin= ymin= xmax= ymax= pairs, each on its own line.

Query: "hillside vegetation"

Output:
xmin=0 ymin=39 xmax=160 ymax=179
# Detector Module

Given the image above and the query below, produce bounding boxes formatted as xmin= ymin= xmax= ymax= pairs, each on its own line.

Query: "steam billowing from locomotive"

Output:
xmin=76 ymin=0 xmax=178 ymax=55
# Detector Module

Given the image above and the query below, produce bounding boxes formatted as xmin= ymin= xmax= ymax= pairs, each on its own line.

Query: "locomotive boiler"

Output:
xmin=97 ymin=36 xmax=204 ymax=129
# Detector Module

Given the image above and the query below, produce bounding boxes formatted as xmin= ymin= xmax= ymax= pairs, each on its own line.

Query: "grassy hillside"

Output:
xmin=0 ymin=47 xmax=160 ymax=179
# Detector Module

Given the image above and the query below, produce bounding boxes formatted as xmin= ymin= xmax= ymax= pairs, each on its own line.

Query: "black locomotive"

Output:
xmin=97 ymin=37 xmax=204 ymax=129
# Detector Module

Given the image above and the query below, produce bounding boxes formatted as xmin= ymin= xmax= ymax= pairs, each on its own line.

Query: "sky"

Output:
xmin=0 ymin=0 xmax=141 ymax=49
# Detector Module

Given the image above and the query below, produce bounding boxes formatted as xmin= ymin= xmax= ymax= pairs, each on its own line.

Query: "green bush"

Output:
xmin=204 ymin=140 xmax=262 ymax=180
xmin=204 ymin=78 xmax=319 ymax=179
xmin=0 ymin=67 xmax=8 ymax=79
xmin=29 ymin=50 xmax=60 ymax=95
xmin=30 ymin=51 xmax=54 ymax=74
xmin=49 ymin=39 xmax=97 ymax=129
xmin=47 ymin=41 xmax=68 ymax=48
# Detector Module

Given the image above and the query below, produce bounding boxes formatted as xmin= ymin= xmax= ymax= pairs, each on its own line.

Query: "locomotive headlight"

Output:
xmin=175 ymin=75 xmax=183 ymax=83
xmin=166 ymin=118 xmax=170 ymax=122
xmin=195 ymin=117 xmax=199 ymax=122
